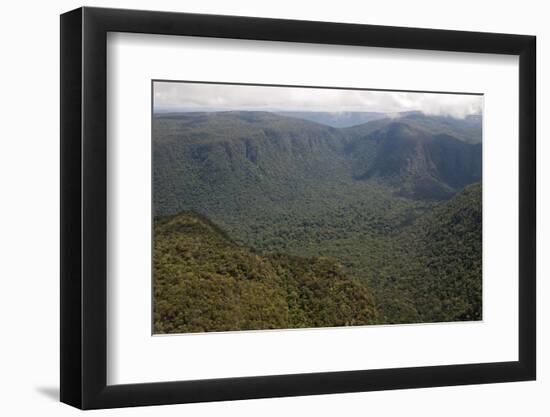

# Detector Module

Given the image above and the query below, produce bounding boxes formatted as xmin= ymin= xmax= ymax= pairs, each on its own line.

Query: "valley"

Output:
xmin=152 ymin=110 xmax=483 ymax=331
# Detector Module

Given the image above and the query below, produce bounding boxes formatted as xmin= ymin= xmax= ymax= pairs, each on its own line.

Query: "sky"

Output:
xmin=153 ymin=81 xmax=483 ymax=118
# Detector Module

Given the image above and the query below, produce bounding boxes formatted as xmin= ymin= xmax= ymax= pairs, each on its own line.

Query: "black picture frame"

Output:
xmin=60 ymin=6 xmax=536 ymax=410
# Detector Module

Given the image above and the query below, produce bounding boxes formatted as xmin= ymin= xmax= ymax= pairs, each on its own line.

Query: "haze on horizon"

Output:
xmin=153 ymin=81 xmax=483 ymax=119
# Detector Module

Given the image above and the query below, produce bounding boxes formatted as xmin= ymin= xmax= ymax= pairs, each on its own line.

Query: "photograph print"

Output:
xmin=152 ymin=81 xmax=482 ymax=335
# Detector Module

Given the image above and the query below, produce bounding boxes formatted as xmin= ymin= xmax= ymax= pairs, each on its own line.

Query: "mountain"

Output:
xmin=344 ymin=111 xmax=481 ymax=143
xmin=370 ymin=183 xmax=482 ymax=323
xmin=153 ymin=111 xmax=350 ymax=220
xmin=401 ymin=112 xmax=482 ymax=144
xmin=275 ymin=111 xmax=389 ymax=128
xmin=153 ymin=111 xmax=481 ymax=216
xmin=411 ymin=182 xmax=482 ymax=321
xmin=153 ymin=212 xmax=378 ymax=333
xmin=343 ymin=112 xmax=482 ymax=143
xmin=351 ymin=122 xmax=482 ymax=199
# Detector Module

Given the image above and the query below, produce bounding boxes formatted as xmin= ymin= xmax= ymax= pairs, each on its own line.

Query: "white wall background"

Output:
xmin=0 ymin=0 xmax=545 ymax=415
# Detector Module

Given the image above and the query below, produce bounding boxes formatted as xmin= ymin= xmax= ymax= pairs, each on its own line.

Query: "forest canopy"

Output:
xmin=152 ymin=110 xmax=482 ymax=332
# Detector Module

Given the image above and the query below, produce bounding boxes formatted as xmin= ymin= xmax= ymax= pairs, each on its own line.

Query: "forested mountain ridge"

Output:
xmin=369 ymin=182 xmax=482 ymax=323
xmin=354 ymin=122 xmax=481 ymax=199
xmin=275 ymin=110 xmax=389 ymax=128
xmin=410 ymin=182 xmax=482 ymax=321
xmin=153 ymin=111 xmax=481 ymax=216
xmin=343 ymin=112 xmax=482 ymax=143
xmin=154 ymin=212 xmax=378 ymax=333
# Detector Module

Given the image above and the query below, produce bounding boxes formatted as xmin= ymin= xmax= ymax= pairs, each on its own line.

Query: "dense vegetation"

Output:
xmin=153 ymin=111 xmax=481 ymax=215
xmin=365 ymin=183 xmax=482 ymax=323
xmin=152 ymin=110 xmax=482 ymax=332
xmin=154 ymin=212 xmax=378 ymax=333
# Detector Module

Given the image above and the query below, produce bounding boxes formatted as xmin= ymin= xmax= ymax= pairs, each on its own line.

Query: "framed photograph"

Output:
xmin=60 ymin=7 xmax=536 ymax=409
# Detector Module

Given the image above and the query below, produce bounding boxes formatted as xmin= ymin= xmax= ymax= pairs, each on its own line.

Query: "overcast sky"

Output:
xmin=153 ymin=81 xmax=483 ymax=118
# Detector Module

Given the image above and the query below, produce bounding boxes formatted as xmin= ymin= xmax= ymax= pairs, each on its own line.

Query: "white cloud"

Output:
xmin=153 ymin=81 xmax=483 ymax=118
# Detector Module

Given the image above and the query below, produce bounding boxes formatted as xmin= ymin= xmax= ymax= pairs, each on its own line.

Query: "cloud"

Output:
xmin=153 ymin=81 xmax=483 ymax=118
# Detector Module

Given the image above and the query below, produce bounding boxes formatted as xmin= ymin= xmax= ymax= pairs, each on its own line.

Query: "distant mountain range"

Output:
xmin=153 ymin=110 xmax=481 ymax=215
xmin=275 ymin=111 xmax=389 ymax=127
xmin=154 ymin=109 xmax=482 ymax=132
xmin=276 ymin=110 xmax=482 ymax=133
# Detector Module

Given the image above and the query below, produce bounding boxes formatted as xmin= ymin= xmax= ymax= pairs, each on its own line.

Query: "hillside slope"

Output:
xmin=353 ymin=122 xmax=481 ymax=199
xmin=154 ymin=212 xmax=378 ymax=333
xmin=371 ymin=183 xmax=482 ymax=323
